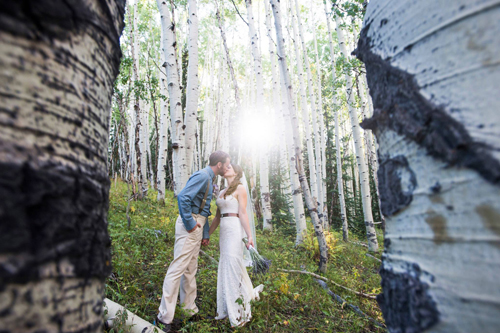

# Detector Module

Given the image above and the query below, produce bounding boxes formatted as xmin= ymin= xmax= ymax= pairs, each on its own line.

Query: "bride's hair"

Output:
xmin=224 ymin=164 xmax=243 ymax=199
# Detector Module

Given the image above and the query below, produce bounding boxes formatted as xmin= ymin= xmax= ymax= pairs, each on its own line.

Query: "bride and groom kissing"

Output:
xmin=156 ymin=151 xmax=263 ymax=331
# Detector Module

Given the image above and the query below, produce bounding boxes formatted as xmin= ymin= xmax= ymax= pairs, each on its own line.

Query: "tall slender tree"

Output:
xmin=334 ymin=12 xmax=378 ymax=252
xmin=271 ymin=0 xmax=328 ymax=272
xmin=245 ymin=0 xmax=273 ymax=231
xmin=184 ymin=0 xmax=200 ymax=172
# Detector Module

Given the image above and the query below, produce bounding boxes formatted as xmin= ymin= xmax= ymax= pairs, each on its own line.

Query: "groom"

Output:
xmin=157 ymin=150 xmax=230 ymax=331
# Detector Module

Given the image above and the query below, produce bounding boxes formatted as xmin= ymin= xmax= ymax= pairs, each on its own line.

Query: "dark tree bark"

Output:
xmin=0 ymin=0 xmax=125 ymax=331
xmin=356 ymin=1 xmax=500 ymax=332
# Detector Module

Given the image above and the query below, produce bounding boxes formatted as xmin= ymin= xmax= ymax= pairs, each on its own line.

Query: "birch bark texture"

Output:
xmin=184 ymin=0 xmax=200 ymax=173
xmin=356 ymin=1 xmax=500 ymax=332
xmin=157 ymin=0 xmax=187 ymax=195
xmin=131 ymin=0 xmax=145 ymax=199
xmin=0 ymin=0 xmax=125 ymax=330
xmin=271 ymin=0 xmax=328 ymax=272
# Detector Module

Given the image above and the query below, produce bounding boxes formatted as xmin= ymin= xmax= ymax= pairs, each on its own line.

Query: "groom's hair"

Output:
xmin=209 ymin=150 xmax=230 ymax=166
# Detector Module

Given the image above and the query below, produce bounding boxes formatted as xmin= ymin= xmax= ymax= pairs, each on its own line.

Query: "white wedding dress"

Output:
xmin=215 ymin=193 xmax=264 ymax=327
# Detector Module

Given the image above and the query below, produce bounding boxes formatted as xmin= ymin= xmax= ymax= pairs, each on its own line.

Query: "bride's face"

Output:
xmin=223 ymin=164 xmax=236 ymax=178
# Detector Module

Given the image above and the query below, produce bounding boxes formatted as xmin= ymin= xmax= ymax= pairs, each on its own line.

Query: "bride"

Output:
xmin=208 ymin=163 xmax=263 ymax=327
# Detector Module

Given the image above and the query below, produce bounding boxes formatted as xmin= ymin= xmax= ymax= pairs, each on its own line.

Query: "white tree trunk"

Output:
xmin=157 ymin=50 xmax=170 ymax=200
xmin=356 ymin=1 xmax=500 ymax=331
xmin=157 ymin=0 xmax=188 ymax=195
xmin=293 ymin=0 xmax=325 ymax=229
xmin=334 ymin=14 xmax=379 ymax=252
xmin=130 ymin=1 xmax=145 ymax=199
xmin=184 ymin=0 xmax=200 ymax=173
xmin=140 ymin=99 xmax=149 ymax=191
xmin=246 ymin=0 xmax=273 ymax=231
xmin=324 ymin=0 xmax=348 ymax=239
xmin=288 ymin=0 xmax=319 ymax=211
xmin=281 ymin=77 xmax=308 ymax=245
xmin=0 ymin=0 xmax=125 ymax=330
xmin=271 ymin=0 xmax=328 ymax=272
xmin=311 ymin=5 xmax=329 ymax=227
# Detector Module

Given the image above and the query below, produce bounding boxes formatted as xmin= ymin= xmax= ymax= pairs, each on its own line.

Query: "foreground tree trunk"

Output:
xmin=0 ymin=0 xmax=125 ymax=330
xmin=271 ymin=0 xmax=328 ymax=273
xmin=356 ymin=1 xmax=500 ymax=332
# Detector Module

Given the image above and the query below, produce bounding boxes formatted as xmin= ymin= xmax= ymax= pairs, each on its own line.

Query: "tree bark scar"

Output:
xmin=378 ymin=155 xmax=417 ymax=216
xmin=377 ymin=262 xmax=439 ymax=333
xmin=0 ymin=0 xmax=125 ymax=77
xmin=0 ymin=162 xmax=112 ymax=288
xmin=355 ymin=24 xmax=500 ymax=186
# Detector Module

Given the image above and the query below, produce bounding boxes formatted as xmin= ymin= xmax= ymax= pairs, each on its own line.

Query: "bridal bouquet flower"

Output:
xmin=242 ymin=238 xmax=271 ymax=275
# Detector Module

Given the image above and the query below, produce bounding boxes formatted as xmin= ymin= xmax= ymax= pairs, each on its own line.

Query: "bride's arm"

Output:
xmin=237 ymin=185 xmax=254 ymax=248
xmin=208 ymin=208 xmax=221 ymax=237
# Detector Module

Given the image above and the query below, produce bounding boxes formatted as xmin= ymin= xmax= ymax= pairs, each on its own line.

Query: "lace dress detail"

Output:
xmin=215 ymin=194 xmax=263 ymax=327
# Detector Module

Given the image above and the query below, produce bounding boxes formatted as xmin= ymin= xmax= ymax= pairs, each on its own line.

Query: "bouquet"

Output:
xmin=242 ymin=238 xmax=271 ymax=275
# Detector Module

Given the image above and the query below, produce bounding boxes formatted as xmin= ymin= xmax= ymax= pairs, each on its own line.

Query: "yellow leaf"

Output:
xmin=130 ymin=206 xmax=135 ymax=213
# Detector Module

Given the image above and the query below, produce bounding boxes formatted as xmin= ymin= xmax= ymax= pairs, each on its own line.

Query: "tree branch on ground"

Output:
xmin=315 ymin=279 xmax=386 ymax=329
xmin=278 ymin=268 xmax=376 ymax=299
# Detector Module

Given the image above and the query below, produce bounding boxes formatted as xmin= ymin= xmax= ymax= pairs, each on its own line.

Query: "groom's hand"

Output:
xmin=201 ymin=239 xmax=209 ymax=246
xmin=187 ymin=222 xmax=202 ymax=233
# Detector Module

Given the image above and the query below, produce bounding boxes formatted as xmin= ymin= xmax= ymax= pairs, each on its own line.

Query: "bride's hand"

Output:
xmin=246 ymin=237 xmax=254 ymax=249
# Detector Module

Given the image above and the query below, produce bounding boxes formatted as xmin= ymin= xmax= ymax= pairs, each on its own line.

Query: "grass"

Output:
xmin=106 ymin=179 xmax=385 ymax=332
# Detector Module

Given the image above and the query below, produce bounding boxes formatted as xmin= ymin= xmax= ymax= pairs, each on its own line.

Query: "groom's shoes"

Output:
xmin=154 ymin=316 xmax=171 ymax=332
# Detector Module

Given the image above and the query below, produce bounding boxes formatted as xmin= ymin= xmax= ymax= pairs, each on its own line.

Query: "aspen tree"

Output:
xmin=293 ymin=0 xmax=325 ymax=228
xmin=245 ymin=0 xmax=273 ymax=231
xmin=0 ymin=0 xmax=125 ymax=330
xmin=334 ymin=12 xmax=378 ymax=252
xmin=184 ymin=0 xmax=200 ymax=172
xmin=324 ymin=0 xmax=348 ymax=240
xmin=356 ymin=0 xmax=500 ymax=330
xmin=288 ymin=0 xmax=319 ymax=212
xmin=157 ymin=0 xmax=188 ymax=195
xmin=131 ymin=0 xmax=145 ymax=199
xmin=271 ymin=0 xmax=328 ymax=272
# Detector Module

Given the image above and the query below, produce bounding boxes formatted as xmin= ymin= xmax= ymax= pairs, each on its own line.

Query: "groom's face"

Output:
xmin=217 ymin=158 xmax=230 ymax=176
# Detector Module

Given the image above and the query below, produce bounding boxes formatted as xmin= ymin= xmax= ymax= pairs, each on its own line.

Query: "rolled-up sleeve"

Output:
xmin=177 ymin=173 xmax=208 ymax=231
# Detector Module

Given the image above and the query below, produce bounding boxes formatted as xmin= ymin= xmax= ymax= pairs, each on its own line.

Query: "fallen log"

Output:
xmin=315 ymin=279 xmax=386 ymax=329
xmin=278 ymin=268 xmax=376 ymax=300
xmin=104 ymin=298 xmax=161 ymax=333
xmin=365 ymin=253 xmax=382 ymax=263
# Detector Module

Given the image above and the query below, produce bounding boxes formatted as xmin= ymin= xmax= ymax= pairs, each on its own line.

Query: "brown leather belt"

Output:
xmin=222 ymin=213 xmax=239 ymax=218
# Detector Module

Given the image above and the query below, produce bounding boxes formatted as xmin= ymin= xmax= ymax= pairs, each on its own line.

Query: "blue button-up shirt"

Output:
xmin=177 ymin=166 xmax=215 ymax=239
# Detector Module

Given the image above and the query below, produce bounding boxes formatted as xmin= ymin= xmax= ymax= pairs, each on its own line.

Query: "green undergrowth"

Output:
xmin=106 ymin=179 xmax=385 ymax=332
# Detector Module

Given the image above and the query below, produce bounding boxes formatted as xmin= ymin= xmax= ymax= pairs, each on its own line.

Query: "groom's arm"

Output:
xmin=177 ymin=173 xmax=208 ymax=232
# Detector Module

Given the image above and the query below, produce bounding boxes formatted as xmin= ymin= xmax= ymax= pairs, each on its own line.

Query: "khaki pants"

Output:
xmin=158 ymin=214 xmax=205 ymax=324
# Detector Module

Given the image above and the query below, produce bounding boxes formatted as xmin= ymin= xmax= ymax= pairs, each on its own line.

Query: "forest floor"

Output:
xmin=105 ymin=179 xmax=386 ymax=332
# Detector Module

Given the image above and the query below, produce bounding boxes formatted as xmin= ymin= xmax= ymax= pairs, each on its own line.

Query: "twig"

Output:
xmin=199 ymin=249 xmax=218 ymax=265
xmin=365 ymin=253 xmax=382 ymax=263
xmin=278 ymin=268 xmax=376 ymax=300
xmin=314 ymin=279 xmax=386 ymax=329
xmin=229 ymin=0 xmax=248 ymax=26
